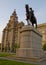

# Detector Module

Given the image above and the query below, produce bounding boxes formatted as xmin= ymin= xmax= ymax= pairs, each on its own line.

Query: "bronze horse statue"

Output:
xmin=25 ymin=4 xmax=37 ymax=28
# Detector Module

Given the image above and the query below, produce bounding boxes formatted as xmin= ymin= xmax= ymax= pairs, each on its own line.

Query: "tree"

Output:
xmin=14 ymin=43 xmax=20 ymax=53
xmin=43 ymin=43 xmax=46 ymax=51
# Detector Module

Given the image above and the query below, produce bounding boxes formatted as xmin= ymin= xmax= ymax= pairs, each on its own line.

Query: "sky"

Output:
xmin=0 ymin=0 xmax=46 ymax=43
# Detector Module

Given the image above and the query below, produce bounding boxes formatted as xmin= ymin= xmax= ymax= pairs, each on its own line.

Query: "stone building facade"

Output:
xmin=1 ymin=10 xmax=24 ymax=52
xmin=0 ymin=43 xmax=1 ymax=51
xmin=37 ymin=23 xmax=46 ymax=45
xmin=1 ymin=10 xmax=46 ymax=52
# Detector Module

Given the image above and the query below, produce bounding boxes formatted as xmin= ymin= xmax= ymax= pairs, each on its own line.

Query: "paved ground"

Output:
xmin=0 ymin=57 xmax=46 ymax=65
xmin=40 ymin=60 xmax=46 ymax=65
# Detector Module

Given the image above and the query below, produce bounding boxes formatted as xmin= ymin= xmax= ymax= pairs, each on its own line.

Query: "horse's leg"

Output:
xmin=32 ymin=23 xmax=34 ymax=27
xmin=36 ymin=22 xmax=37 ymax=28
xmin=27 ymin=20 xmax=30 ymax=25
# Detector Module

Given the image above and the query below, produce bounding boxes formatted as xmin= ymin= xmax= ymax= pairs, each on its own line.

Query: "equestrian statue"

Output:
xmin=25 ymin=4 xmax=37 ymax=28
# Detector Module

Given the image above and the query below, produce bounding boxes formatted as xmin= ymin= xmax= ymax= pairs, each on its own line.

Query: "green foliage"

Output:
xmin=13 ymin=43 xmax=20 ymax=52
xmin=0 ymin=52 xmax=15 ymax=57
xmin=0 ymin=59 xmax=38 ymax=65
xmin=43 ymin=43 xmax=46 ymax=51
xmin=14 ymin=43 xmax=20 ymax=48
xmin=5 ymin=46 xmax=7 ymax=51
xmin=5 ymin=45 xmax=10 ymax=52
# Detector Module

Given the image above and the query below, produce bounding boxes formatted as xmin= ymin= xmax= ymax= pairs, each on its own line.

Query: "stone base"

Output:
xmin=16 ymin=48 xmax=45 ymax=62
xmin=16 ymin=25 xmax=45 ymax=62
xmin=16 ymin=57 xmax=46 ymax=62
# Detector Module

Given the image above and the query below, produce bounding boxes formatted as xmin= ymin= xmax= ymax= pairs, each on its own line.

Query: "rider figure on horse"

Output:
xmin=25 ymin=4 xmax=37 ymax=28
xmin=29 ymin=8 xmax=34 ymax=18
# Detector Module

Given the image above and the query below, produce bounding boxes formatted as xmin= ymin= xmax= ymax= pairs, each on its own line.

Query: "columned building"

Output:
xmin=37 ymin=23 xmax=46 ymax=45
xmin=1 ymin=10 xmax=46 ymax=52
xmin=1 ymin=10 xmax=24 ymax=52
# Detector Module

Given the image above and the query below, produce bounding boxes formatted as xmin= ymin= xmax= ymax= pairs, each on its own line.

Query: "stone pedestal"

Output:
xmin=16 ymin=25 xmax=44 ymax=62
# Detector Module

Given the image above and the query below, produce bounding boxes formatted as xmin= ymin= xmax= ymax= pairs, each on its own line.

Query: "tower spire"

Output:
xmin=12 ymin=9 xmax=16 ymax=16
xmin=10 ymin=9 xmax=18 ymax=22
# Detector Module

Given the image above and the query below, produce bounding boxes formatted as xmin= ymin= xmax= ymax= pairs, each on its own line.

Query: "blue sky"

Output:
xmin=0 ymin=0 xmax=46 ymax=42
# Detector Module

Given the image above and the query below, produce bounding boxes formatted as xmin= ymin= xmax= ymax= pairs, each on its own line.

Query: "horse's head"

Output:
xmin=25 ymin=4 xmax=29 ymax=14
